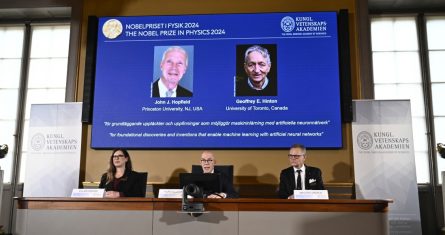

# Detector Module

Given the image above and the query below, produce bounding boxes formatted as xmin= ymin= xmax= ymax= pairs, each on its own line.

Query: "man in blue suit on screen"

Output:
xmin=278 ymin=144 xmax=325 ymax=199
xmin=151 ymin=46 xmax=193 ymax=98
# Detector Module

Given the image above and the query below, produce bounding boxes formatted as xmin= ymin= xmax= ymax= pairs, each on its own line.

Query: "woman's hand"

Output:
xmin=104 ymin=191 xmax=121 ymax=198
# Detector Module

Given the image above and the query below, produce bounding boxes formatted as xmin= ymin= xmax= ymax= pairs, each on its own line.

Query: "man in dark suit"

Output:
xmin=278 ymin=144 xmax=324 ymax=199
xmin=151 ymin=46 xmax=193 ymax=97
xmin=200 ymin=151 xmax=238 ymax=198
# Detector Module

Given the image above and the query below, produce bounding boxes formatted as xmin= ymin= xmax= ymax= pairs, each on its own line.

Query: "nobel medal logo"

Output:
xmin=357 ymin=131 xmax=373 ymax=150
xmin=31 ymin=133 xmax=45 ymax=151
xmin=281 ymin=16 xmax=295 ymax=33
xmin=102 ymin=19 xmax=123 ymax=39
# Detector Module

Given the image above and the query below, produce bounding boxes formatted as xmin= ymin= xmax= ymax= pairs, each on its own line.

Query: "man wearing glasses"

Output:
xmin=278 ymin=144 xmax=324 ymax=199
xmin=200 ymin=151 xmax=238 ymax=198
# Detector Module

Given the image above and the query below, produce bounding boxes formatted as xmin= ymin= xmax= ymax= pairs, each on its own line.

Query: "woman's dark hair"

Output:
xmin=106 ymin=148 xmax=133 ymax=183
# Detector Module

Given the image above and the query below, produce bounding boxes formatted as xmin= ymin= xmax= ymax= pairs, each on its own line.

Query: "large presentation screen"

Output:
xmin=91 ymin=12 xmax=342 ymax=149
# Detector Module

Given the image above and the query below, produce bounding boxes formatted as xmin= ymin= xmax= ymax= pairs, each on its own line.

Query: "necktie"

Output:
xmin=166 ymin=90 xmax=174 ymax=97
xmin=296 ymin=170 xmax=302 ymax=190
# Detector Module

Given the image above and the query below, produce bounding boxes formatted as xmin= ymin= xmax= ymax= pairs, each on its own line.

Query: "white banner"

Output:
xmin=0 ymin=170 xmax=3 ymax=213
xmin=24 ymin=103 xmax=82 ymax=197
xmin=352 ymin=100 xmax=421 ymax=234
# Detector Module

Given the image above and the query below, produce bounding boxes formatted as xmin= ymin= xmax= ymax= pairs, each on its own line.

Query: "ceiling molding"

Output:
xmin=369 ymin=0 xmax=445 ymax=12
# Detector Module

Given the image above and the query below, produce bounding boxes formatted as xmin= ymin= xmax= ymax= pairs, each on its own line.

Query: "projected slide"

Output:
xmin=92 ymin=12 xmax=342 ymax=149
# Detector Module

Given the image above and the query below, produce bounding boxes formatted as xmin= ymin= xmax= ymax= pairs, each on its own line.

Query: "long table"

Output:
xmin=16 ymin=197 xmax=390 ymax=235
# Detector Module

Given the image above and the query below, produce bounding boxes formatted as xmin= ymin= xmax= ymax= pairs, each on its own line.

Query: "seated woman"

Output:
xmin=99 ymin=149 xmax=146 ymax=198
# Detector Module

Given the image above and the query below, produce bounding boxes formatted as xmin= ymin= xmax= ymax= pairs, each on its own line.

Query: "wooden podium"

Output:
xmin=16 ymin=197 xmax=390 ymax=235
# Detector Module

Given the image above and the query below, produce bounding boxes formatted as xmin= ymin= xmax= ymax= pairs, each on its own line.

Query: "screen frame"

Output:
xmin=89 ymin=11 xmax=350 ymax=150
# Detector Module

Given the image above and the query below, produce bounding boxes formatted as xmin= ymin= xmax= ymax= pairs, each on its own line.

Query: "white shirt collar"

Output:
xmin=293 ymin=165 xmax=306 ymax=173
xmin=248 ymin=77 xmax=269 ymax=90
xmin=158 ymin=79 xmax=177 ymax=97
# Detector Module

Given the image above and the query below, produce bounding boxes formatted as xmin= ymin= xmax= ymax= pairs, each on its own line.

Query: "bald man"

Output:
xmin=200 ymin=151 xmax=238 ymax=198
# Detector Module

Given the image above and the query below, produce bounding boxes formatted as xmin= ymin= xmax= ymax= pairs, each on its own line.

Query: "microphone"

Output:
xmin=0 ymin=144 xmax=8 ymax=159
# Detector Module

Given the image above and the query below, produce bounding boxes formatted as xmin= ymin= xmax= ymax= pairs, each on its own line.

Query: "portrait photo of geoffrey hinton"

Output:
xmin=235 ymin=44 xmax=277 ymax=97
xmin=151 ymin=45 xmax=194 ymax=98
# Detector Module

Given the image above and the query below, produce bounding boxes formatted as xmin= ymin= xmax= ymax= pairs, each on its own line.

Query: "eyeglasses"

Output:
xmin=200 ymin=159 xmax=214 ymax=163
xmin=113 ymin=154 xmax=125 ymax=158
xmin=288 ymin=154 xmax=304 ymax=159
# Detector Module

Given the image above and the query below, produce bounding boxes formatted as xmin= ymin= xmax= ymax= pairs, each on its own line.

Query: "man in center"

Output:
xmin=200 ymin=151 xmax=238 ymax=198
xmin=278 ymin=144 xmax=325 ymax=199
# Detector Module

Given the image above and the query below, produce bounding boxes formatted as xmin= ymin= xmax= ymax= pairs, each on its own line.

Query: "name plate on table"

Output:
xmin=158 ymin=189 xmax=183 ymax=198
xmin=71 ymin=188 xmax=105 ymax=198
xmin=293 ymin=190 xmax=329 ymax=199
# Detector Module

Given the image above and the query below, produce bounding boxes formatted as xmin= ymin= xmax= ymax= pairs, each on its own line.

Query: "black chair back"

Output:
xmin=137 ymin=172 xmax=148 ymax=197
